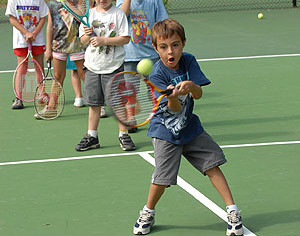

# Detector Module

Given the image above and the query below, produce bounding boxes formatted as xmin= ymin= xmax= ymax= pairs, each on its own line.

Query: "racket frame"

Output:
xmin=12 ymin=42 xmax=44 ymax=102
xmin=60 ymin=0 xmax=90 ymax=27
xmin=33 ymin=60 xmax=65 ymax=120
xmin=107 ymin=71 xmax=173 ymax=127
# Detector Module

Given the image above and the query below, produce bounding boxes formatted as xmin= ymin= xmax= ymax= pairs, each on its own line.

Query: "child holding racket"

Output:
xmin=116 ymin=0 xmax=168 ymax=133
xmin=37 ymin=0 xmax=86 ymax=118
xmin=75 ymin=0 xmax=135 ymax=151
xmin=5 ymin=0 xmax=48 ymax=109
xmin=133 ymin=19 xmax=244 ymax=236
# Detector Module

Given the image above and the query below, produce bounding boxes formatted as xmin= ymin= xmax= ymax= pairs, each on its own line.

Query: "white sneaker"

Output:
xmin=74 ymin=97 xmax=84 ymax=107
xmin=34 ymin=107 xmax=57 ymax=119
xmin=100 ymin=106 xmax=108 ymax=118
xmin=227 ymin=210 xmax=243 ymax=236
xmin=133 ymin=210 xmax=155 ymax=235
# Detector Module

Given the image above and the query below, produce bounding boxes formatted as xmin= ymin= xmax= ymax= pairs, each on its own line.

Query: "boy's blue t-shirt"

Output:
xmin=147 ymin=52 xmax=211 ymax=145
xmin=116 ymin=0 xmax=168 ymax=61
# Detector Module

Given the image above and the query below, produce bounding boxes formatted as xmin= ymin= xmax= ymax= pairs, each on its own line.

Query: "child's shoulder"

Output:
xmin=47 ymin=0 xmax=61 ymax=7
xmin=110 ymin=4 xmax=127 ymax=16
xmin=181 ymin=52 xmax=196 ymax=60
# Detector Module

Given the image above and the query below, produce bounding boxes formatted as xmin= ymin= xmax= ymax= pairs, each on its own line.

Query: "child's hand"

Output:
xmin=166 ymin=84 xmax=180 ymax=99
xmin=83 ymin=26 xmax=93 ymax=36
xmin=177 ymin=81 xmax=194 ymax=95
xmin=90 ymin=36 xmax=105 ymax=47
xmin=24 ymin=31 xmax=35 ymax=42
xmin=45 ymin=49 xmax=53 ymax=63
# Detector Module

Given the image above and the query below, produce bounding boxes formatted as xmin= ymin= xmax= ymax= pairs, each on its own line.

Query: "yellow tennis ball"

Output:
xmin=137 ymin=59 xmax=153 ymax=76
xmin=258 ymin=13 xmax=264 ymax=19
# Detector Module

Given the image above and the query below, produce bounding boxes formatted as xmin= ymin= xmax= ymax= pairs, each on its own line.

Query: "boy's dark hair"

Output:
xmin=151 ymin=18 xmax=186 ymax=48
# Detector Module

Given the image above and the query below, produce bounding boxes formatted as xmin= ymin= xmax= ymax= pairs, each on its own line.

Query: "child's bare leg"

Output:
xmin=74 ymin=59 xmax=85 ymax=82
xmin=146 ymin=183 xmax=168 ymax=210
xmin=117 ymin=121 xmax=128 ymax=131
xmin=88 ymin=106 xmax=101 ymax=131
xmin=71 ymin=70 xmax=83 ymax=98
xmin=52 ymin=58 xmax=67 ymax=85
xmin=33 ymin=53 xmax=44 ymax=74
xmin=205 ymin=166 xmax=234 ymax=206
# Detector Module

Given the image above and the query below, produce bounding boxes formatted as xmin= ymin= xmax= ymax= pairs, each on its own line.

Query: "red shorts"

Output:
xmin=14 ymin=45 xmax=46 ymax=57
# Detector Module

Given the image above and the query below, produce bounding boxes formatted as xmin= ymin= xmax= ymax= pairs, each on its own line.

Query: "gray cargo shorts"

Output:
xmin=84 ymin=65 xmax=124 ymax=107
xmin=151 ymin=130 xmax=227 ymax=185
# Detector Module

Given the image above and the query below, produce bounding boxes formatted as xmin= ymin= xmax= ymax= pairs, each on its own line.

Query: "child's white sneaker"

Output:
xmin=74 ymin=97 xmax=84 ymax=107
xmin=100 ymin=106 xmax=108 ymax=118
xmin=133 ymin=210 xmax=155 ymax=235
xmin=226 ymin=210 xmax=243 ymax=236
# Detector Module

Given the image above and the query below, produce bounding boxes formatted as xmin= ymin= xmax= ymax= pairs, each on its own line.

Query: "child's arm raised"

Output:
xmin=119 ymin=0 xmax=131 ymax=17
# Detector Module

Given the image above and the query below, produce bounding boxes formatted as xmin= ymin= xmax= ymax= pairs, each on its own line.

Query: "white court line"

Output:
xmin=1 ymin=54 xmax=300 ymax=74
xmin=0 ymin=152 xmax=141 ymax=166
xmin=139 ymin=152 xmax=256 ymax=236
xmin=0 ymin=140 xmax=299 ymax=166
xmin=196 ymin=53 xmax=300 ymax=62
xmin=221 ymin=140 xmax=300 ymax=148
xmin=1 ymin=140 xmax=300 ymax=235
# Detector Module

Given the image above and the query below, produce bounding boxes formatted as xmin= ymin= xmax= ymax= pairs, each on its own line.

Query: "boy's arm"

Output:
xmin=167 ymin=96 xmax=181 ymax=113
xmin=178 ymin=80 xmax=203 ymax=99
xmin=8 ymin=15 xmax=34 ymax=42
xmin=166 ymin=81 xmax=203 ymax=112
xmin=45 ymin=13 xmax=53 ymax=62
xmin=32 ymin=16 xmax=46 ymax=40
xmin=119 ymin=0 xmax=131 ymax=17
xmin=165 ymin=85 xmax=181 ymax=112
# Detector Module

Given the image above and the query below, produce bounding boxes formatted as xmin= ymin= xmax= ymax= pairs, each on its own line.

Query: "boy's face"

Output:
xmin=153 ymin=33 xmax=185 ymax=70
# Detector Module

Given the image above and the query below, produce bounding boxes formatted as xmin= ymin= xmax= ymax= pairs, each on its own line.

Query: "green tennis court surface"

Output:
xmin=1 ymin=8 xmax=300 ymax=236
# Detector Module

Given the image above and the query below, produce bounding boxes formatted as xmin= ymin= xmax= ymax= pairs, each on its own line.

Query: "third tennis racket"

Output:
xmin=106 ymin=71 xmax=173 ymax=127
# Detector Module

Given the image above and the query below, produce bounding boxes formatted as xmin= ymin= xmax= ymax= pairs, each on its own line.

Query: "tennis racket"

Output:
xmin=106 ymin=71 xmax=173 ymax=127
xmin=12 ymin=42 xmax=44 ymax=102
xmin=33 ymin=60 xmax=65 ymax=120
xmin=60 ymin=0 xmax=90 ymax=27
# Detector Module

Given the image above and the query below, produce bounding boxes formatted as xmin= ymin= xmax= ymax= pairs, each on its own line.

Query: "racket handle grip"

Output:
xmin=163 ymin=89 xmax=173 ymax=96
xmin=47 ymin=60 xmax=52 ymax=69
xmin=163 ymin=86 xmax=180 ymax=96
xmin=28 ymin=42 xmax=32 ymax=52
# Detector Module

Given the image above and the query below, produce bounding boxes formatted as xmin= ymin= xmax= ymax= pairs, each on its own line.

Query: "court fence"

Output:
xmin=0 ymin=0 xmax=298 ymax=23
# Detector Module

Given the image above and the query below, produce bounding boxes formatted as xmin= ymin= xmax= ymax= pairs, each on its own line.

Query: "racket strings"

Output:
xmin=13 ymin=61 xmax=43 ymax=102
xmin=109 ymin=73 xmax=157 ymax=126
xmin=34 ymin=78 xmax=64 ymax=119
xmin=65 ymin=0 xmax=88 ymax=16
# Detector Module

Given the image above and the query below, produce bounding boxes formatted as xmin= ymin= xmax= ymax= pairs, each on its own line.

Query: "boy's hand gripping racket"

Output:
xmin=106 ymin=71 xmax=173 ymax=127
xmin=34 ymin=60 xmax=65 ymax=120
xmin=12 ymin=42 xmax=44 ymax=102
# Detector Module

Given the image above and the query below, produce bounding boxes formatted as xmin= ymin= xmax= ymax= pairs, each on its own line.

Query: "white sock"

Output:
xmin=143 ymin=205 xmax=155 ymax=213
xmin=88 ymin=130 xmax=98 ymax=138
xmin=226 ymin=204 xmax=239 ymax=213
xmin=119 ymin=130 xmax=128 ymax=137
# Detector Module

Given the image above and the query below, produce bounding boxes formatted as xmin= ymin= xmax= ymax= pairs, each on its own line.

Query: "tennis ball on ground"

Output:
xmin=137 ymin=59 xmax=153 ymax=76
xmin=258 ymin=13 xmax=264 ymax=19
